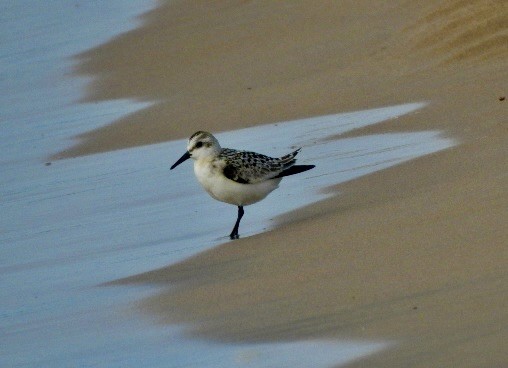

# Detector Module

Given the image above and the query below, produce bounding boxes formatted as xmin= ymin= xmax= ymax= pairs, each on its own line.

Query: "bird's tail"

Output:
xmin=273 ymin=165 xmax=315 ymax=178
xmin=278 ymin=148 xmax=301 ymax=169
xmin=275 ymin=148 xmax=314 ymax=177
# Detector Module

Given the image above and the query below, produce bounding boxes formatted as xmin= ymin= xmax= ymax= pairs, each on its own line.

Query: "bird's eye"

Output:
xmin=195 ymin=141 xmax=203 ymax=148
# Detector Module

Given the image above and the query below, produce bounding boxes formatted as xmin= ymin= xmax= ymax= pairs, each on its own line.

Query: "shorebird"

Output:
xmin=170 ymin=131 xmax=315 ymax=239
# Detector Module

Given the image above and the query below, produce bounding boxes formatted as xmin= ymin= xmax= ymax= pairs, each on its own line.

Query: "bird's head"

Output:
xmin=170 ymin=131 xmax=221 ymax=170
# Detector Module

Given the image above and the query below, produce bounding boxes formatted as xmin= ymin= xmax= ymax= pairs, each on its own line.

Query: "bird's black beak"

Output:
xmin=170 ymin=151 xmax=190 ymax=170
xmin=170 ymin=151 xmax=191 ymax=170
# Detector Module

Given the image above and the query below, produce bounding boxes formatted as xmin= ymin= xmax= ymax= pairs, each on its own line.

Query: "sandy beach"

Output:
xmin=64 ymin=1 xmax=507 ymax=366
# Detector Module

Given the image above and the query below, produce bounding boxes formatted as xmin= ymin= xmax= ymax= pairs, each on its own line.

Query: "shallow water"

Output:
xmin=0 ymin=2 xmax=456 ymax=367
xmin=1 ymin=103 xmax=454 ymax=367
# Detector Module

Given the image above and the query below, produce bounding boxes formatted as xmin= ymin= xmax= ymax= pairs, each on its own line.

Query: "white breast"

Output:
xmin=193 ymin=159 xmax=281 ymax=206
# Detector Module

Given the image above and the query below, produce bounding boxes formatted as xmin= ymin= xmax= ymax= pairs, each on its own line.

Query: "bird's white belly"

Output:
xmin=194 ymin=161 xmax=281 ymax=206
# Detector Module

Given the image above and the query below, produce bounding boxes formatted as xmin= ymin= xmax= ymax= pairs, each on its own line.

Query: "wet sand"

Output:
xmin=67 ymin=1 xmax=506 ymax=367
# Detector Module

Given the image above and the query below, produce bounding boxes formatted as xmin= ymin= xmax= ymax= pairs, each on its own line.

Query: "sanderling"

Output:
xmin=170 ymin=131 xmax=315 ymax=239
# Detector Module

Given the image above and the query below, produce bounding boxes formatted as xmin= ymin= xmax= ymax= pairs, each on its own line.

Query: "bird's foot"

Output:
xmin=229 ymin=233 xmax=240 ymax=240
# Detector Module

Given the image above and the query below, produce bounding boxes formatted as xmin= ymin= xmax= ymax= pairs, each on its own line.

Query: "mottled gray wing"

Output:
xmin=221 ymin=148 xmax=300 ymax=184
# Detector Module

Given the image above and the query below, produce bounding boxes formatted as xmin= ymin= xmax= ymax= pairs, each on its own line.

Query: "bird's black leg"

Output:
xmin=229 ymin=206 xmax=244 ymax=239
